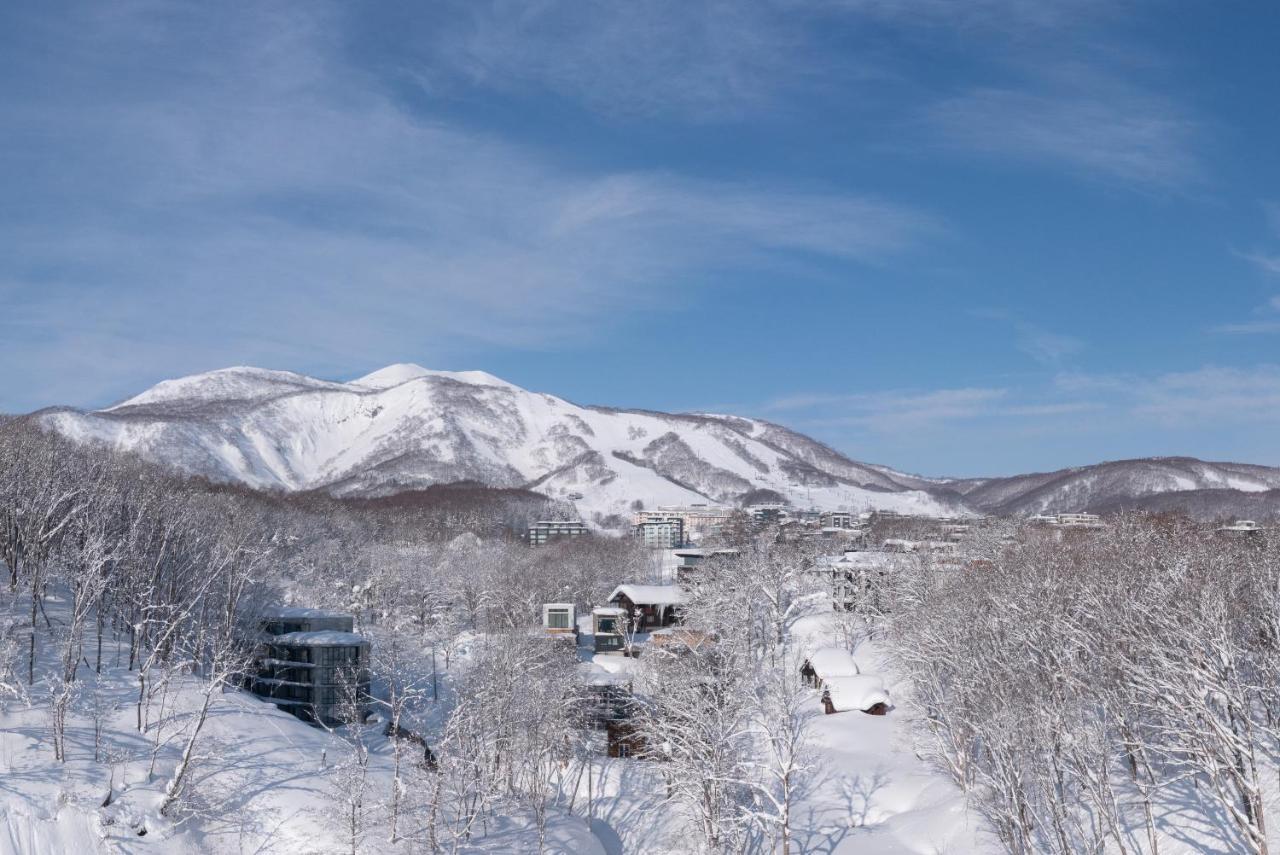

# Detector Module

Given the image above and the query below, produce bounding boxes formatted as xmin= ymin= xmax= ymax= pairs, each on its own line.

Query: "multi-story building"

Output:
xmin=249 ymin=607 xmax=371 ymax=725
xmin=634 ymin=517 xmax=685 ymax=549
xmin=633 ymin=505 xmax=733 ymax=541
xmin=747 ymin=503 xmax=788 ymax=525
xmin=820 ymin=511 xmax=855 ymax=529
xmin=527 ymin=519 xmax=590 ymax=546
xmin=1055 ymin=512 xmax=1103 ymax=527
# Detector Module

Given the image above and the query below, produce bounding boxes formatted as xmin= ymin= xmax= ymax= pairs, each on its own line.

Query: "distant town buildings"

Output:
xmin=820 ymin=511 xmax=855 ymax=529
xmin=527 ymin=519 xmax=590 ymax=546
xmin=747 ymin=503 xmax=788 ymax=525
xmin=633 ymin=505 xmax=732 ymax=541
xmin=1030 ymin=512 xmax=1106 ymax=529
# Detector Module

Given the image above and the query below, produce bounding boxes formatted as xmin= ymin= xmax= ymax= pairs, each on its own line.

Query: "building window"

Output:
xmin=547 ymin=609 xmax=571 ymax=629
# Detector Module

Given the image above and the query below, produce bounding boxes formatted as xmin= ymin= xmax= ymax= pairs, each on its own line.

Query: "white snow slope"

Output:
xmin=40 ymin=364 xmax=961 ymax=521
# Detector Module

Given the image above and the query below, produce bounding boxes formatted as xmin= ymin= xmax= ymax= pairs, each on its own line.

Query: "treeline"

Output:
xmin=881 ymin=517 xmax=1280 ymax=855
xmin=0 ymin=417 xmax=649 ymax=829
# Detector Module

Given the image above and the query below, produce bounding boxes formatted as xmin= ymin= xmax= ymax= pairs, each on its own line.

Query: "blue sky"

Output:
xmin=2 ymin=1 xmax=1279 ymax=476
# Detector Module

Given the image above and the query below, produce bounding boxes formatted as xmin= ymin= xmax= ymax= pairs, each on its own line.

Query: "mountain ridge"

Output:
xmin=35 ymin=365 xmax=1280 ymax=523
xmin=40 ymin=364 xmax=964 ymax=521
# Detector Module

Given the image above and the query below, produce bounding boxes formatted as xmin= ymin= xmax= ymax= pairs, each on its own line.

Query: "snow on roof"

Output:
xmin=805 ymin=647 xmax=859 ymax=680
xmin=608 ymin=584 xmax=686 ymax=606
xmin=269 ymin=631 xmax=368 ymax=647
xmin=593 ymin=606 xmax=627 ymax=616
xmin=261 ymin=607 xmax=352 ymax=620
xmin=824 ymin=675 xmax=890 ymax=713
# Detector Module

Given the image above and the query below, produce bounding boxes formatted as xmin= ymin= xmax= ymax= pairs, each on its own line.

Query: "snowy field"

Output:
xmin=5 ymin=558 xmax=1274 ymax=854
xmin=1 ymin=589 xmax=994 ymax=855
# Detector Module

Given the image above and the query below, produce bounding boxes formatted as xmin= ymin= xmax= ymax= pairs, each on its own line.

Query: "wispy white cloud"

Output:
xmin=768 ymin=387 xmax=1009 ymax=432
xmin=817 ymin=0 xmax=1131 ymax=31
xmin=0 ymin=1 xmax=932 ymax=411
xmin=1212 ymin=322 xmax=1280 ymax=335
xmin=765 ymin=362 xmax=1280 ymax=439
xmin=1057 ymin=365 xmax=1280 ymax=426
xmin=1129 ymin=366 xmax=1280 ymax=426
xmin=1210 ymin=293 xmax=1280 ymax=335
xmin=927 ymin=83 xmax=1198 ymax=187
xmin=390 ymin=0 xmax=815 ymax=119
xmin=1236 ymin=251 xmax=1280 ymax=276
xmin=972 ymin=309 xmax=1084 ymax=365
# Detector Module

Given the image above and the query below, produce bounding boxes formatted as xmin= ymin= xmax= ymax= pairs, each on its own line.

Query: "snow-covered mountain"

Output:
xmin=948 ymin=457 xmax=1280 ymax=518
xmin=40 ymin=364 xmax=961 ymax=521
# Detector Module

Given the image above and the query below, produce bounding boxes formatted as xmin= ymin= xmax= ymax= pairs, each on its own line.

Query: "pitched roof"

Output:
xmin=608 ymin=584 xmax=687 ymax=606
xmin=804 ymin=647 xmax=859 ymax=680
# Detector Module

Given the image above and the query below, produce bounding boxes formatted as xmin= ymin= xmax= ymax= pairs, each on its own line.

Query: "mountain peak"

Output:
xmin=105 ymin=366 xmax=343 ymax=412
xmin=352 ymin=364 xmax=519 ymax=391
xmin=352 ymin=363 xmax=433 ymax=388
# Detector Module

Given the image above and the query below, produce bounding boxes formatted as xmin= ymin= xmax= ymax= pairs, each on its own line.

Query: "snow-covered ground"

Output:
xmin=2 ymin=586 xmax=995 ymax=855
xmin=9 ymin=581 xmax=1271 ymax=854
xmin=787 ymin=613 xmax=993 ymax=855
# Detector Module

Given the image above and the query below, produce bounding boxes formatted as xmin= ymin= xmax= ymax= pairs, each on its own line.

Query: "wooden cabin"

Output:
xmin=606 ymin=585 xmax=685 ymax=631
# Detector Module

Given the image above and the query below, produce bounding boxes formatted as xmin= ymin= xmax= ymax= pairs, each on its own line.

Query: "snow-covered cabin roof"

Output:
xmin=804 ymin=647 xmax=859 ymax=680
xmin=608 ymin=585 xmax=686 ymax=607
xmin=808 ymin=647 xmax=860 ymax=680
xmin=824 ymin=675 xmax=890 ymax=713
xmin=269 ymin=630 xmax=368 ymax=647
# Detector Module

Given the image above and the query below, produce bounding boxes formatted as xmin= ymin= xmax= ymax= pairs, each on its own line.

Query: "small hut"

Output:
xmin=821 ymin=675 xmax=891 ymax=716
xmin=799 ymin=646 xmax=859 ymax=689
xmin=542 ymin=603 xmax=577 ymax=639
